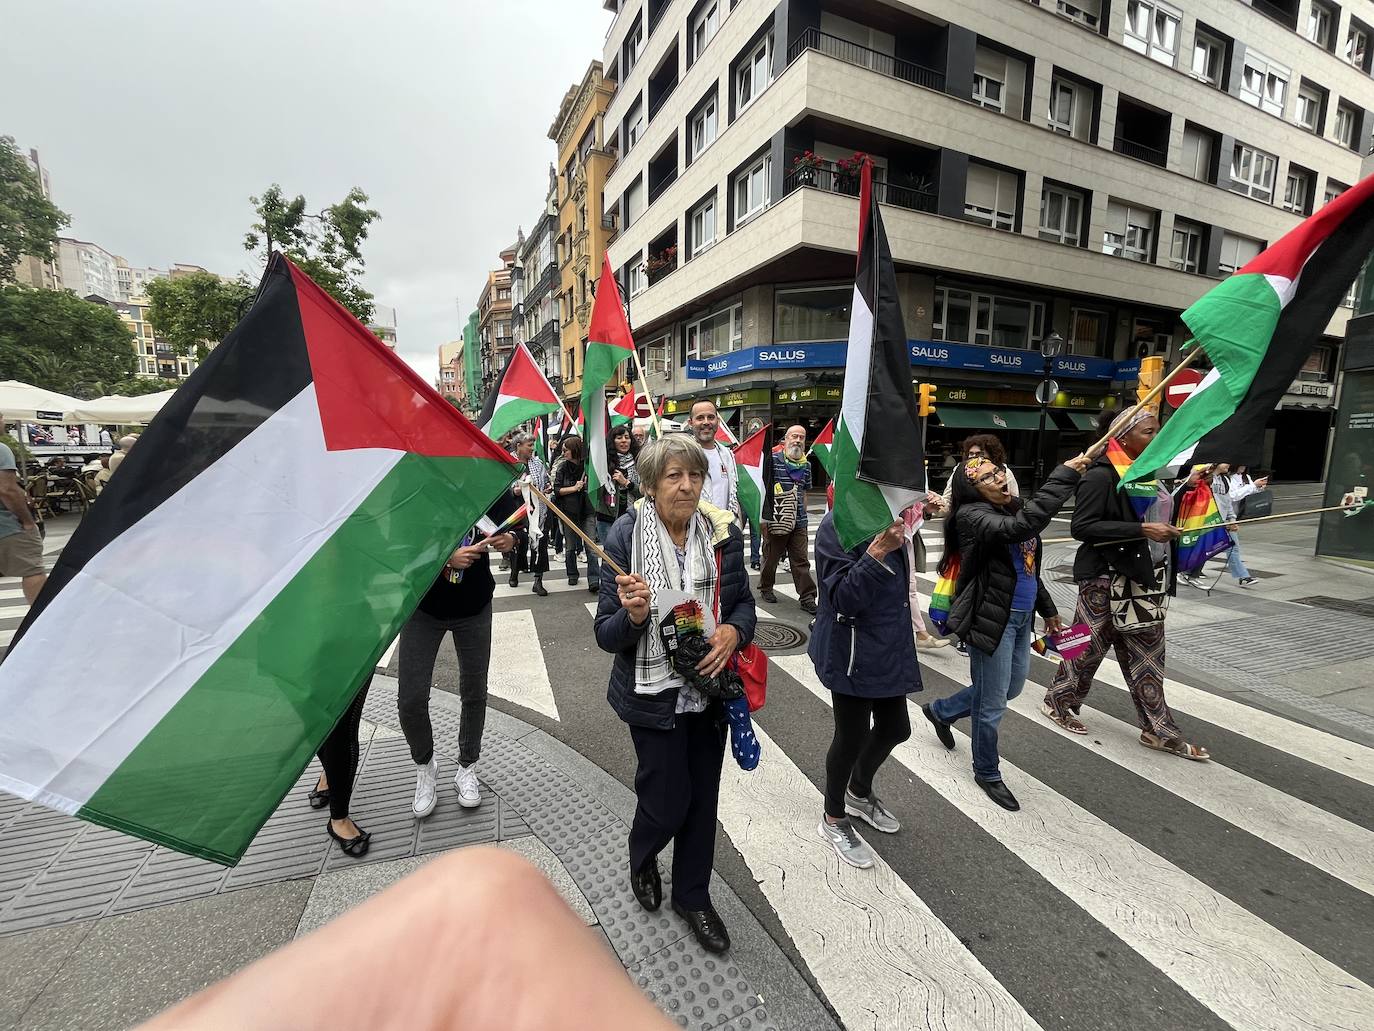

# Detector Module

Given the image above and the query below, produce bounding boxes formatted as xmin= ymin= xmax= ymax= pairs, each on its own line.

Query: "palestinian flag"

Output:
xmin=1174 ymin=478 xmax=1233 ymax=574
xmin=650 ymin=395 xmax=666 ymax=438
xmin=585 ymin=255 xmax=635 ymax=503
xmin=734 ymin=424 xmax=775 ymax=533
xmin=0 ymin=255 xmax=514 ymax=865
xmin=610 ymin=388 xmax=637 ymax=429
xmin=1125 ymin=174 xmax=1374 ymax=481
xmin=478 ymin=341 xmax=562 ymax=442
xmin=811 ymin=418 xmax=835 ymax=476
xmin=715 ymin=414 xmax=739 ymax=446
xmin=832 ymin=160 xmax=926 ymax=550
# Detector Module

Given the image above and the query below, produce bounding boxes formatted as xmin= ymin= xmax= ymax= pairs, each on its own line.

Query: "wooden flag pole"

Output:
xmin=526 ymin=482 xmax=627 ymax=578
xmin=1086 ymin=347 xmax=1207 ymax=454
xmin=629 ymin=347 xmax=664 ymax=438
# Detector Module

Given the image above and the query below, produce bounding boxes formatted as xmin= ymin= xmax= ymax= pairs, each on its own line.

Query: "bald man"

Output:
xmin=759 ymin=424 xmax=816 ymax=613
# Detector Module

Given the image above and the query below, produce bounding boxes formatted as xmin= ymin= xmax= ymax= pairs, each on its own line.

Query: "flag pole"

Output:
xmin=526 ymin=482 xmax=627 ymax=578
xmin=629 ymin=346 xmax=663 ymax=438
xmin=1088 ymin=346 xmax=1207 ymax=454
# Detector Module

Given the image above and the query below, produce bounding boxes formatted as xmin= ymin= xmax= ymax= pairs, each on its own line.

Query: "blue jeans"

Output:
xmin=930 ymin=609 xmax=1034 ymax=782
xmin=1225 ymin=541 xmax=1250 ymax=580
xmin=566 ymin=513 xmax=603 ymax=584
xmin=749 ymin=524 xmax=760 ymax=565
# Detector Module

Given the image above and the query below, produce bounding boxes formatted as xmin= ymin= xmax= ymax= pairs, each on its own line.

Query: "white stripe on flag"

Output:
xmin=839 ymin=285 xmax=874 ymax=442
xmin=0 ymin=385 xmax=401 ymax=811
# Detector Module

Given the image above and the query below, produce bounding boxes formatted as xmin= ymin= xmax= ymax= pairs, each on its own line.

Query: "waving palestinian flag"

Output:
xmin=811 ymin=418 xmax=835 ymax=476
xmin=0 ymin=255 xmax=515 ymax=864
xmin=479 ymin=341 xmax=563 ymax=442
xmin=585 ymin=256 xmax=635 ymax=503
xmin=734 ymin=424 xmax=774 ymax=533
xmin=610 ymin=388 xmax=637 ymax=430
xmin=715 ymin=415 xmax=739 ymax=446
xmin=1125 ymin=174 xmax=1374 ymax=481
xmin=832 ymin=161 xmax=927 ymax=549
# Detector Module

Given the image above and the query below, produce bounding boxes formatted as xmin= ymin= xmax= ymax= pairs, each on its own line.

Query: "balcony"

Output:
xmin=1112 ymin=135 xmax=1167 ymax=166
xmin=1112 ymin=97 xmax=1170 ymax=169
xmin=1249 ymin=0 xmax=1299 ymax=32
xmin=787 ymin=28 xmax=945 ymax=94
xmin=783 ymin=163 xmax=937 ymax=214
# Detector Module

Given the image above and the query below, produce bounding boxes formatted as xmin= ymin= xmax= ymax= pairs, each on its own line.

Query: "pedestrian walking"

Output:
xmin=808 ymin=509 xmax=921 ymax=869
xmin=596 ymin=434 xmax=756 ymax=955
xmin=308 ymin=675 xmax=373 ymax=857
xmin=688 ymin=399 xmax=741 ymax=524
xmin=552 ymin=435 xmax=595 ymax=586
xmin=1211 ymin=463 xmax=1266 ymax=587
xmin=588 ymin=424 xmax=641 ymax=593
xmin=0 ymin=439 xmax=47 ymax=604
xmin=940 ymin=434 xmax=1020 ymax=508
xmin=507 ymin=434 xmax=547 ymax=594
xmin=921 ymin=452 xmax=1091 ymax=811
xmin=1042 ymin=409 xmax=1209 ymax=761
xmin=759 ymin=425 xmax=817 ymax=614
xmin=398 ymin=510 xmax=518 ymax=818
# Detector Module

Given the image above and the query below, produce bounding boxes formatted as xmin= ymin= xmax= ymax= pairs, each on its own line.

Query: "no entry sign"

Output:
xmin=1164 ymin=369 xmax=1205 ymax=408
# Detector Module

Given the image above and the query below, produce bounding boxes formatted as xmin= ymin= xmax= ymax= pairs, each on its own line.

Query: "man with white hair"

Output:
xmin=107 ymin=434 xmax=139 ymax=475
xmin=759 ymin=424 xmax=817 ymax=614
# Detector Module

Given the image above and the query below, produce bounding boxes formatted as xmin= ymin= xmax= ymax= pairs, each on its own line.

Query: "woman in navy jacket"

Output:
xmin=808 ymin=512 xmax=921 ymax=870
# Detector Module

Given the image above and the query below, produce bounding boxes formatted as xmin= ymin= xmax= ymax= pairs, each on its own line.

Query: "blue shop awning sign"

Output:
xmin=686 ymin=340 xmax=1125 ymax=382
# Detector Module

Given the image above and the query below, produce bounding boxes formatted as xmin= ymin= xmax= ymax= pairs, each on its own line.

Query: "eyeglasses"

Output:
xmin=973 ymin=467 xmax=1008 ymax=487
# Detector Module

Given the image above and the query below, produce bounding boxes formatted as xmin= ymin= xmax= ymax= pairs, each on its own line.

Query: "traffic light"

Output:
xmin=917 ymin=382 xmax=937 ymax=418
xmin=1136 ymin=356 xmax=1165 ymax=410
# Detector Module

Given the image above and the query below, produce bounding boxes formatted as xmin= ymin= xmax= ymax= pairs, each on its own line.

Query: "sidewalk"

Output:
xmin=0 ymin=677 xmax=836 ymax=1031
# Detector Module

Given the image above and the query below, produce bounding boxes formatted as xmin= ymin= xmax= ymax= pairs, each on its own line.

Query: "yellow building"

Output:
xmin=548 ymin=60 xmax=617 ymax=401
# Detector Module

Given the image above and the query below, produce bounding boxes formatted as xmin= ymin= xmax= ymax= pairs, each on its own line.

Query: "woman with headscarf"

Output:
xmin=1042 ymin=408 xmax=1209 ymax=761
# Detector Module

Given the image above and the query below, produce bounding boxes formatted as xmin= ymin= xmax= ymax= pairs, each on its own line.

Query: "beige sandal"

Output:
xmin=1041 ymin=701 xmax=1088 ymax=735
xmin=1140 ymin=731 xmax=1210 ymax=762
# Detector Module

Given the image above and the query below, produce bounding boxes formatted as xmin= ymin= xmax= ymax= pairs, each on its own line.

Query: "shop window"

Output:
xmin=774 ymin=286 xmax=851 ymax=342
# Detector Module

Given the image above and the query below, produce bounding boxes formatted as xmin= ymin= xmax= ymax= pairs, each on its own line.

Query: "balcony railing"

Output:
xmin=1112 ymin=135 xmax=1167 ymax=167
xmin=787 ymin=28 xmax=945 ymax=93
xmin=1249 ymin=0 xmax=1299 ymax=31
xmin=783 ymin=164 xmax=938 ymax=215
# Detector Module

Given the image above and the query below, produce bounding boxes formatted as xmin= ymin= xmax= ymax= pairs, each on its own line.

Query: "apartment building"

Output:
xmin=11 ymin=147 xmax=62 ymax=290
xmin=599 ymin=0 xmax=1374 ymax=481
xmin=476 ymin=246 xmax=518 ymax=401
xmin=57 ymin=238 xmax=121 ymax=302
xmin=436 ymin=340 xmax=463 ymax=404
xmin=519 ymin=166 xmax=566 ymax=392
xmin=550 ymin=61 xmax=620 ymax=400
xmin=369 ymin=303 xmax=399 ymax=349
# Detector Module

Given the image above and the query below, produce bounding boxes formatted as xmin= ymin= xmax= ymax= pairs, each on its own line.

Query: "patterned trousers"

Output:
xmin=1045 ymin=579 xmax=1181 ymax=740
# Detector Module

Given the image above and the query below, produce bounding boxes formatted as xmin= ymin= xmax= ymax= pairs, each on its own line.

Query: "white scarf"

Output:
xmin=630 ymin=499 xmax=717 ymax=696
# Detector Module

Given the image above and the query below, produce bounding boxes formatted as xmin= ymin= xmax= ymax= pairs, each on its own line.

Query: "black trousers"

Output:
xmin=627 ymin=707 xmax=727 ymax=910
xmin=317 ymin=676 xmax=372 ymax=821
xmin=824 ymin=693 xmax=911 ymax=819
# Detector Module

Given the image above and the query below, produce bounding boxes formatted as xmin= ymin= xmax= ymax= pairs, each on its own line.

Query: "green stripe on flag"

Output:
xmin=831 ymin=419 xmax=898 ymax=551
xmin=79 ymin=453 xmax=513 ymax=864
xmin=582 ymin=340 xmax=628 ymax=499
xmin=486 ymin=396 xmax=559 ymax=443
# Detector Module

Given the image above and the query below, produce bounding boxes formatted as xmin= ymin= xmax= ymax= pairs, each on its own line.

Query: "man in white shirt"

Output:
xmin=689 ymin=399 xmax=740 ymax=523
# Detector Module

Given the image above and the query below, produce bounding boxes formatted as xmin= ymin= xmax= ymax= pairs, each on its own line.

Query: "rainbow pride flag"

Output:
xmin=1106 ymin=438 xmax=1159 ymax=519
xmin=928 ymin=555 xmax=961 ymax=634
xmin=1174 ymin=479 xmax=1233 ymax=574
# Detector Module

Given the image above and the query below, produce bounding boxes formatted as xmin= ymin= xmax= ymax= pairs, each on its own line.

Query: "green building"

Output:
xmin=462 ymin=310 xmax=482 ymax=417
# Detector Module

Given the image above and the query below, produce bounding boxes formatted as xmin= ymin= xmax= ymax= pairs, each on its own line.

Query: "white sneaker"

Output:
xmin=817 ymin=817 xmax=875 ymax=869
xmin=412 ymin=757 xmax=438 ymax=818
xmin=455 ymin=763 xmax=481 ymax=808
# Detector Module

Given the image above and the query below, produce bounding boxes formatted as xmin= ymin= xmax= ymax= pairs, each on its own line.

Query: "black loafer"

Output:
xmin=671 ymin=900 xmax=730 ymax=954
xmin=975 ymin=777 xmax=1020 ymax=812
xmin=630 ymin=860 xmax=661 ymax=912
xmin=923 ymin=704 xmax=956 ymax=750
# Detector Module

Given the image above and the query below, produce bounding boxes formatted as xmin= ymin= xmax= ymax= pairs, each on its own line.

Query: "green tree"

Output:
xmin=0 ymin=286 xmax=136 ymax=394
xmin=145 ymin=272 xmax=252 ymax=359
xmin=244 ymin=184 xmax=380 ymax=323
xmin=0 ymin=137 xmax=70 ymax=284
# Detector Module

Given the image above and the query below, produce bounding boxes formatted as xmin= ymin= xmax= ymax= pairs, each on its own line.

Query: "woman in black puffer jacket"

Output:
xmin=921 ymin=451 xmax=1091 ymax=812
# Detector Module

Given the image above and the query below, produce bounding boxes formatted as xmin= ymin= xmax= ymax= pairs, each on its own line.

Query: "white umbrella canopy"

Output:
xmin=0 ymin=380 xmax=84 ymax=423
xmin=67 ymin=391 xmax=176 ymax=424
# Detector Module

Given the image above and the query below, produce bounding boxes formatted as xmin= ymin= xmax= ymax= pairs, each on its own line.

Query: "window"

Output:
xmin=932 ymin=288 xmax=1045 ymax=349
xmin=1296 ymin=83 xmax=1324 ymax=132
xmin=1102 ymin=201 xmax=1156 ymax=263
xmin=1240 ymin=52 xmax=1289 ymax=116
xmin=736 ymin=34 xmax=773 ymax=113
xmin=640 ymin=335 xmax=671 ymax=374
xmin=624 ymin=16 xmax=644 ymax=75
xmin=689 ymin=95 xmax=717 ymax=160
xmin=1191 ymin=29 xmax=1224 ymax=87
xmin=625 ymin=96 xmax=644 ymax=152
xmin=690 ymin=2 xmax=719 ymax=63
xmin=964 ymin=163 xmax=1018 ymax=231
xmin=1180 ymin=125 xmax=1215 ymax=182
xmin=1335 ymin=102 xmax=1358 ymax=149
xmin=1308 ymin=3 xmax=1334 ymax=49
xmin=972 ymin=48 xmax=1024 ymax=116
xmin=1347 ymin=24 xmax=1370 ymax=70
xmin=1048 ymin=76 xmax=1092 ymax=139
xmin=1124 ymin=0 xmax=1180 ymax=66
xmin=1169 ymin=220 xmax=1204 ymax=273
xmin=1069 ymin=308 xmax=1108 ymax=355
xmin=1229 ymin=143 xmax=1277 ymax=203
xmin=774 ymin=286 xmax=851 ymax=342
xmin=1055 ymin=0 xmax=1100 ymax=29
xmin=1038 ymin=183 xmax=1085 ymax=245
xmin=1218 ymin=232 xmax=1263 ymax=274
xmin=627 ymin=260 xmax=647 ymax=297
xmin=733 ymin=155 xmax=771 ymax=224
xmin=688 ymin=195 xmax=716 ymax=256
xmin=497 ymin=288 xmax=511 ymax=301
xmin=973 ymin=71 xmax=1004 ymax=112
xmin=1284 ymin=168 xmax=1313 ymax=215
xmin=686 ymin=305 xmax=743 ymax=360
xmin=1325 ymin=180 xmax=1349 ymax=206
xmin=625 ymin=176 xmax=644 ymax=225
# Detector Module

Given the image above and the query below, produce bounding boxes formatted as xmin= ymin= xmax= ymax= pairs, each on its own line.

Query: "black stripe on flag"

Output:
xmin=7 ymin=255 xmax=313 ymax=654
xmin=1194 ymin=207 xmax=1374 ymax=467
xmin=476 ymin=348 xmax=515 ymax=431
xmin=856 ymin=170 xmax=925 ymax=491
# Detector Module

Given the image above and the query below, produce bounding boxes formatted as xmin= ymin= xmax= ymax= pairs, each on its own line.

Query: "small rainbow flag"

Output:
xmin=1106 ymin=438 xmax=1159 ymax=519
xmin=928 ymin=555 xmax=960 ymax=634
xmin=1174 ymin=479 xmax=1232 ymax=574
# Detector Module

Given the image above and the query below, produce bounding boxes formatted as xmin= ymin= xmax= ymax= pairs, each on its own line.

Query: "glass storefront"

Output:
xmin=1317 ymin=367 xmax=1374 ymax=565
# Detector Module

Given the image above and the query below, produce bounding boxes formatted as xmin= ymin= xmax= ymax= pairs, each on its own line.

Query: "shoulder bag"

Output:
xmin=1109 ymin=560 xmax=1170 ymax=633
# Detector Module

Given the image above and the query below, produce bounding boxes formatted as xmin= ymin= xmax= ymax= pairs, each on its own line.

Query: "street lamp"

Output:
xmin=1032 ymin=332 xmax=1064 ymax=492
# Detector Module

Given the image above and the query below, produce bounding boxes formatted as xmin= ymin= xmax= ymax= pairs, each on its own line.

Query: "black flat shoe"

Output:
xmin=587 ymin=582 xmax=600 ymax=593
xmin=327 ymin=822 xmax=372 ymax=857
xmin=671 ymin=900 xmax=730 ymax=954
xmin=307 ymin=787 xmax=331 ymax=810
xmin=760 ymin=590 xmax=778 ymax=603
xmin=923 ymin=704 xmax=956 ymax=750
xmin=569 ymin=576 xmax=579 ymax=586
xmin=508 ymin=573 xmax=519 ymax=588
xmin=630 ymin=860 xmax=661 ymax=912
xmin=531 ymin=579 xmax=548 ymax=597
xmin=975 ymin=777 xmax=1020 ymax=812
xmin=799 ymin=598 xmax=817 ymax=614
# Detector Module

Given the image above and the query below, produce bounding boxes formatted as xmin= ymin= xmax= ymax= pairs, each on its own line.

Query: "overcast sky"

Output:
xmin=3 ymin=0 xmax=612 ymax=381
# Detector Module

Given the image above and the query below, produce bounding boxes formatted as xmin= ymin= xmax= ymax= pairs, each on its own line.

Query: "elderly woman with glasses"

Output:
xmin=921 ymin=448 xmax=1094 ymax=811
xmin=594 ymin=433 xmax=756 ymax=955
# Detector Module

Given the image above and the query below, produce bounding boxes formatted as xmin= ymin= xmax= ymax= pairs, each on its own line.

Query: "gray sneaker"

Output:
xmin=844 ymin=789 xmax=900 ymax=833
xmin=817 ymin=817 xmax=875 ymax=869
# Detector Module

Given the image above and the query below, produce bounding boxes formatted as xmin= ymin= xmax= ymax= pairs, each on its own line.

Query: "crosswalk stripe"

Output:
xmin=488 ymin=609 xmax=559 ymax=722
xmin=491 ymin=576 xmax=586 ymax=601
xmin=770 ymin=653 xmax=1374 ymax=1031
xmin=917 ymin=646 xmax=1374 ymax=896
xmin=718 ymin=722 xmax=1041 ymax=1031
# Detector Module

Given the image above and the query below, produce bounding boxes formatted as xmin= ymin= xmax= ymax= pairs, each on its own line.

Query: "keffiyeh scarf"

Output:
xmin=631 ymin=500 xmax=717 ymax=698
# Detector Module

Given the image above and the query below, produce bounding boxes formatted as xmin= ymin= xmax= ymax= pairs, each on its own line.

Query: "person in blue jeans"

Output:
xmin=921 ymin=450 xmax=1092 ymax=811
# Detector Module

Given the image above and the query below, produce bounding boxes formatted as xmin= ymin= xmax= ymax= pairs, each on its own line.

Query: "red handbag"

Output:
xmin=715 ymin=551 xmax=768 ymax=712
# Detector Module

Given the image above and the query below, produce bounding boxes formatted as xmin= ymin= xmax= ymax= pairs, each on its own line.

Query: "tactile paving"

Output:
xmin=629 ymin=938 xmax=766 ymax=1031
xmin=714 ymin=1009 xmax=778 ymax=1031
xmin=594 ymin=887 xmax=689 ymax=963
xmin=559 ymin=827 xmax=673 ymax=906
xmin=523 ymin=791 xmax=619 ymax=856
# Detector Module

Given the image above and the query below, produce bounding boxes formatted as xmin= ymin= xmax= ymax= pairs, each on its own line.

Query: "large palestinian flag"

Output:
xmin=734 ymin=424 xmax=774 ymax=533
xmin=0 ymin=255 xmax=515 ymax=864
xmin=1125 ymin=174 xmax=1374 ymax=481
xmin=832 ymin=161 xmax=926 ymax=550
xmin=478 ymin=341 xmax=562 ymax=442
xmin=585 ymin=255 xmax=636 ymax=503
xmin=811 ymin=418 xmax=835 ymax=476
